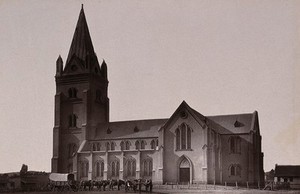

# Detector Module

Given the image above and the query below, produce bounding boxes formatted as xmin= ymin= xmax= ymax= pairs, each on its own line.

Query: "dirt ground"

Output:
xmin=2 ymin=189 xmax=300 ymax=194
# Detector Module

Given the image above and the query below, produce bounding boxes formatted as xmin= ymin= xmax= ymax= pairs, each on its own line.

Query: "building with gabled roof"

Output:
xmin=274 ymin=165 xmax=300 ymax=189
xmin=51 ymin=5 xmax=264 ymax=185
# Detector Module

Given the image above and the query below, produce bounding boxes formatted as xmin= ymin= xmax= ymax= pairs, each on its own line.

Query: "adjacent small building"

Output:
xmin=274 ymin=165 xmax=300 ymax=189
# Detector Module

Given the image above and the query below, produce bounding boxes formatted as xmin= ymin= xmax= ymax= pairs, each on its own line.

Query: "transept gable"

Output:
xmin=161 ymin=101 xmax=207 ymax=132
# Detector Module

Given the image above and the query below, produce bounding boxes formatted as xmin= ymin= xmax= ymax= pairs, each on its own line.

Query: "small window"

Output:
xmin=234 ymin=120 xmax=244 ymax=128
xmin=141 ymin=140 xmax=145 ymax=150
xmin=229 ymin=136 xmax=241 ymax=154
xmin=111 ymin=142 xmax=115 ymax=151
xmin=230 ymin=165 xmax=235 ymax=176
xmin=229 ymin=164 xmax=241 ymax=176
xmin=106 ymin=142 xmax=110 ymax=151
xmin=68 ymin=114 xmax=77 ymax=128
xmin=97 ymin=143 xmax=101 ymax=151
xmin=134 ymin=126 xmax=139 ymax=132
xmin=151 ymin=140 xmax=156 ymax=150
xmin=68 ymin=88 xmax=77 ymax=98
xmin=120 ymin=141 xmax=125 ymax=151
xmin=125 ymin=141 xmax=130 ymax=150
xmin=135 ymin=140 xmax=140 ymax=150
xmin=107 ymin=128 xmax=112 ymax=134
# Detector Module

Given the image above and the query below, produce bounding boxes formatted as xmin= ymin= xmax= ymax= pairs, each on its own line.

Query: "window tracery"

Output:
xmin=176 ymin=123 xmax=192 ymax=150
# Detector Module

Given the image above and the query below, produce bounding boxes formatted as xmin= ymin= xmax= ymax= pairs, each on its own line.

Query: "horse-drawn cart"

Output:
xmin=48 ymin=173 xmax=78 ymax=192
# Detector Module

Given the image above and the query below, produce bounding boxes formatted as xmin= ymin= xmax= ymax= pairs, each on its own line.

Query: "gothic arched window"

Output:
xmin=181 ymin=125 xmax=187 ymax=149
xmin=142 ymin=158 xmax=153 ymax=177
xmin=125 ymin=141 xmax=130 ymax=150
xmin=135 ymin=140 xmax=140 ymax=150
xmin=150 ymin=139 xmax=156 ymax=150
xmin=120 ymin=141 xmax=125 ymax=151
xmin=106 ymin=142 xmax=110 ymax=151
xmin=187 ymin=127 xmax=191 ymax=149
xmin=230 ymin=165 xmax=235 ymax=176
xmin=176 ymin=123 xmax=192 ymax=150
xmin=111 ymin=142 xmax=115 ymax=151
xmin=229 ymin=164 xmax=241 ymax=176
xmin=68 ymin=114 xmax=77 ymax=127
xmin=92 ymin=143 xmax=96 ymax=151
xmin=96 ymin=162 xmax=100 ymax=177
xmin=125 ymin=158 xmax=136 ymax=177
xmin=97 ymin=143 xmax=101 ymax=151
xmin=229 ymin=136 xmax=241 ymax=154
xmin=176 ymin=128 xmax=180 ymax=150
xmin=141 ymin=140 xmax=145 ymax=150
xmin=80 ymin=161 xmax=89 ymax=178
xmin=68 ymin=88 xmax=77 ymax=98
xmin=111 ymin=160 xmax=120 ymax=177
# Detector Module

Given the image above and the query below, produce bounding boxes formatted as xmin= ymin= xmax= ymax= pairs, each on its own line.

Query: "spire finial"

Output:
xmin=81 ymin=4 xmax=84 ymax=10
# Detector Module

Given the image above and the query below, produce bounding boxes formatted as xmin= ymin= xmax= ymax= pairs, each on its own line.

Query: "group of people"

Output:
xmin=125 ymin=179 xmax=153 ymax=193
xmin=78 ymin=178 xmax=153 ymax=192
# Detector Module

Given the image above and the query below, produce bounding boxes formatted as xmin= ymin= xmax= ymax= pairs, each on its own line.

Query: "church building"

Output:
xmin=51 ymin=6 xmax=264 ymax=185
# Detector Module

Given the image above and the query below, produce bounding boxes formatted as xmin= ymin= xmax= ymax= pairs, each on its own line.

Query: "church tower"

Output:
xmin=51 ymin=5 xmax=109 ymax=173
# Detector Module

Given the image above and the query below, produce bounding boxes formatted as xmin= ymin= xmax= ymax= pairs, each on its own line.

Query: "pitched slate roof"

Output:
xmin=92 ymin=101 xmax=257 ymax=141
xmin=94 ymin=119 xmax=168 ymax=140
xmin=274 ymin=165 xmax=300 ymax=177
xmin=188 ymin=102 xmax=256 ymax=134
xmin=207 ymin=113 xmax=254 ymax=134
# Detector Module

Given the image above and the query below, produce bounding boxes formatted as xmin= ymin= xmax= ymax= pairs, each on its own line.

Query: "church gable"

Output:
xmin=162 ymin=101 xmax=207 ymax=132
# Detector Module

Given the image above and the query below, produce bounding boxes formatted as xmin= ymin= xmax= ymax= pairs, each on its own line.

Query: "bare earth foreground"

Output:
xmin=1 ymin=190 xmax=300 ymax=194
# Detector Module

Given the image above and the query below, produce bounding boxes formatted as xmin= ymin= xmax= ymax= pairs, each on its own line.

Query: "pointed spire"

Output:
xmin=66 ymin=5 xmax=95 ymax=65
xmin=101 ymin=60 xmax=107 ymax=79
xmin=56 ymin=55 xmax=63 ymax=76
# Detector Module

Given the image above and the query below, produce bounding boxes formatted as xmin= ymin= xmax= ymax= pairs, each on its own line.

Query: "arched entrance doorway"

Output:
xmin=179 ymin=158 xmax=190 ymax=184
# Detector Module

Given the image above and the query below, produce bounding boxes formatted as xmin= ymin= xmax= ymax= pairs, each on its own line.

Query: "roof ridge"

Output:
xmin=109 ymin=118 xmax=168 ymax=124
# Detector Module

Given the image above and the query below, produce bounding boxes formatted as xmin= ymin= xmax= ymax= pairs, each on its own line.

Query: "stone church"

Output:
xmin=51 ymin=6 xmax=264 ymax=185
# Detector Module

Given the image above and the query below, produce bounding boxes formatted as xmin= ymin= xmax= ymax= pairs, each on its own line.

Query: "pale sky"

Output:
xmin=0 ymin=0 xmax=299 ymax=173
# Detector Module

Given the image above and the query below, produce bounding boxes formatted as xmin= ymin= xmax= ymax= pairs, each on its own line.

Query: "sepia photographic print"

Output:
xmin=0 ymin=1 xmax=300 ymax=193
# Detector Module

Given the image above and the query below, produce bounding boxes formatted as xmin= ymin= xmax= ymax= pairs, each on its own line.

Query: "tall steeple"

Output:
xmin=52 ymin=5 xmax=109 ymax=173
xmin=66 ymin=4 xmax=96 ymax=68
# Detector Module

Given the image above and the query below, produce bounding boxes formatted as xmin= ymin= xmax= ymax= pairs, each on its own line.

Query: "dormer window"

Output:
xmin=68 ymin=88 xmax=77 ymax=98
xmin=234 ymin=120 xmax=244 ymax=128
xmin=134 ymin=126 xmax=139 ymax=132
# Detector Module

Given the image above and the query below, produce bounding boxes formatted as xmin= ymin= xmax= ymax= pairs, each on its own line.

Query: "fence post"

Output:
xmin=225 ymin=181 xmax=227 ymax=189
xmin=214 ymin=180 xmax=216 ymax=190
xmin=258 ymin=182 xmax=260 ymax=189
xmin=247 ymin=181 xmax=249 ymax=189
xmin=205 ymin=182 xmax=207 ymax=190
xmin=235 ymin=181 xmax=238 ymax=189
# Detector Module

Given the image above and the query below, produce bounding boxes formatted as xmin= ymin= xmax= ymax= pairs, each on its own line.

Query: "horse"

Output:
xmin=143 ymin=179 xmax=153 ymax=193
xmin=109 ymin=179 xmax=126 ymax=190
xmin=79 ymin=180 xmax=93 ymax=191
xmin=125 ymin=180 xmax=138 ymax=192
xmin=99 ymin=180 xmax=110 ymax=191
